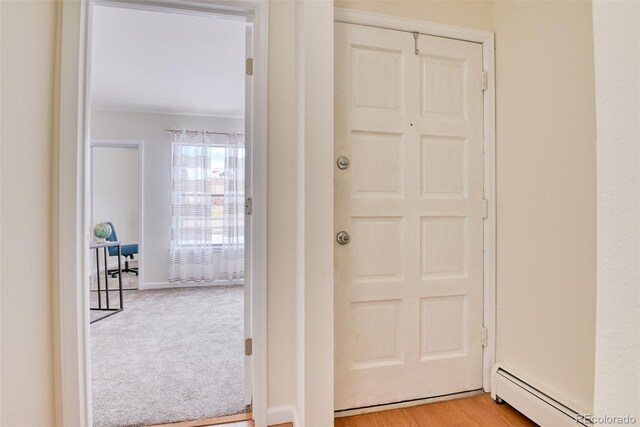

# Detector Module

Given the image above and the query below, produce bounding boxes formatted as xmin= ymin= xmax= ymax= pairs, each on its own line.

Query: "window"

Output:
xmin=169 ymin=131 xmax=245 ymax=283
xmin=173 ymin=144 xmax=220 ymax=246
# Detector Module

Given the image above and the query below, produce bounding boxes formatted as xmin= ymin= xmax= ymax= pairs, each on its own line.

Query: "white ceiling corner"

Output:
xmin=90 ymin=5 xmax=246 ymax=117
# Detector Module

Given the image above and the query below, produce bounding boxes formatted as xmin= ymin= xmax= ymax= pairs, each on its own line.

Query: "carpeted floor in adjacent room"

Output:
xmin=90 ymin=285 xmax=246 ymax=427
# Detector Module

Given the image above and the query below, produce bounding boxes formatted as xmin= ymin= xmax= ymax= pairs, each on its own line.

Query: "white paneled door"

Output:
xmin=335 ymin=22 xmax=485 ymax=410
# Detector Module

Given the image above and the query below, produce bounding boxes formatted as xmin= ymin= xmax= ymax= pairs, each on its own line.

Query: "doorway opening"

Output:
xmin=87 ymin=2 xmax=253 ymax=426
xmin=89 ymin=140 xmax=143 ymax=323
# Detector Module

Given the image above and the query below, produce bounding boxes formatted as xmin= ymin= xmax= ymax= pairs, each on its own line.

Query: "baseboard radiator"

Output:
xmin=492 ymin=368 xmax=590 ymax=426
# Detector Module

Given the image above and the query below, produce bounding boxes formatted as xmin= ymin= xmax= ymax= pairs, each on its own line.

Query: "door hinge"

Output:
xmin=245 ymin=338 xmax=253 ymax=356
xmin=246 ymin=58 xmax=253 ymax=76
xmin=481 ymin=327 xmax=488 ymax=347
xmin=482 ymin=71 xmax=488 ymax=91
xmin=482 ymin=199 xmax=489 ymax=218
xmin=245 ymin=197 xmax=253 ymax=216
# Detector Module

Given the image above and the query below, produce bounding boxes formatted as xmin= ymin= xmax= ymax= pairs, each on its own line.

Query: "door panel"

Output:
xmin=335 ymin=22 xmax=485 ymax=410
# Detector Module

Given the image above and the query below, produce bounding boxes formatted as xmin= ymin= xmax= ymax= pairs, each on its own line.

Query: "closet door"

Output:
xmin=334 ymin=22 xmax=485 ymax=410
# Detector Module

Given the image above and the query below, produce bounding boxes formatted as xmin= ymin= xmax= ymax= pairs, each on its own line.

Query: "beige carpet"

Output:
xmin=90 ymin=285 xmax=246 ymax=427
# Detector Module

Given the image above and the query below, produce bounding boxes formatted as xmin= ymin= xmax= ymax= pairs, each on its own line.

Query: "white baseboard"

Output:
xmin=492 ymin=365 xmax=587 ymax=426
xmin=141 ymin=280 xmax=243 ymax=290
xmin=267 ymin=405 xmax=299 ymax=426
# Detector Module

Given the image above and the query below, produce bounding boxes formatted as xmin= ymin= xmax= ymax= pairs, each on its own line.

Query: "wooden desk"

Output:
xmin=90 ymin=241 xmax=123 ymax=323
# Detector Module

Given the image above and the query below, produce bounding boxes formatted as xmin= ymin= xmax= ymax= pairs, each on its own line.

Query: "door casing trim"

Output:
xmin=334 ymin=7 xmax=497 ymax=393
xmin=56 ymin=1 xmax=268 ymax=425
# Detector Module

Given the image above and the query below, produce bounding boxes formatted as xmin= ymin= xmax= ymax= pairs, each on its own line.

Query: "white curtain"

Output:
xmin=169 ymin=130 xmax=245 ymax=283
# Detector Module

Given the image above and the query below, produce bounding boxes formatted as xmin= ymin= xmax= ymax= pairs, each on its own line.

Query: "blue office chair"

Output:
xmin=105 ymin=222 xmax=139 ymax=278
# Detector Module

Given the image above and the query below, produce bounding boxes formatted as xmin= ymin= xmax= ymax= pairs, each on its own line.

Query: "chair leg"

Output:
xmin=108 ymin=255 xmax=138 ymax=277
xmin=122 ymin=258 xmax=138 ymax=276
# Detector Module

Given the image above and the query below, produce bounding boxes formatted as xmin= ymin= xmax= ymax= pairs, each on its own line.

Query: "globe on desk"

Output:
xmin=93 ymin=222 xmax=112 ymax=243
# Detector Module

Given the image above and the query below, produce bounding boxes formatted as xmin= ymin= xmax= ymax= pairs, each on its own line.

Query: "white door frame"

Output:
xmin=89 ymin=139 xmax=145 ymax=289
xmin=334 ymin=8 xmax=496 ymax=393
xmin=57 ymin=1 xmax=268 ymax=426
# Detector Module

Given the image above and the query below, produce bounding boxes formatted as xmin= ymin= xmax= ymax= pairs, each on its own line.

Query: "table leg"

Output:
xmin=104 ymin=247 xmax=110 ymax=309
xmin=117 ymin=245 xmax=123 ymax=309
xmin=96 ymin=248 xmax=102 ymax=309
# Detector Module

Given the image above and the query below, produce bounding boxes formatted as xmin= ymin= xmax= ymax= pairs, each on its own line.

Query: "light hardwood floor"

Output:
xmin=333 ymin=394 xmax=535 ymax=427
xmin=273 ymin=393 xmax=535 ymax=427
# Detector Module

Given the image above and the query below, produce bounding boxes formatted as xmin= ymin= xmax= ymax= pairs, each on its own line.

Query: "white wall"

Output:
xmin=90 ymin=110 xmax=243 ymax=286
xmin=0 ymin=0 xmax=57 ymax=425
xmin=91 ymin=146 xmax=139 ymax=250
xmin=295 ymin=1 xmax=334 ymax=425
xmin=266 ymin=4 xmax=336 ymax=424
xmin=593 ymin=0 xmax=640 ymax=421
xmin=0 ymin=1 xmax=622 ymax=425
xmin=492 ymin=0 xmax=597 ymax=414
xmin=266 ymin=0 xmax=298 ymax=413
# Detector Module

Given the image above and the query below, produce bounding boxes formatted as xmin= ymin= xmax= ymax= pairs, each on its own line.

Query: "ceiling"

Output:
xmin=91 ymin=5 xmax=246 ymax=117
